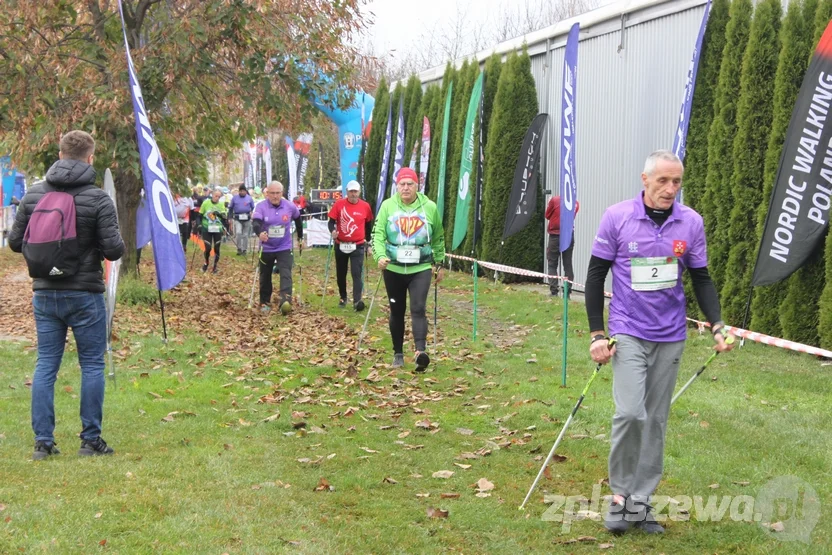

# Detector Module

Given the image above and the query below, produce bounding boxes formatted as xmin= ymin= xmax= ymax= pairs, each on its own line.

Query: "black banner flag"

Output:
xmin=503 ymin=113 xmax=548 ymax=240
xmin=752 ymin=22 xmax=832 ymax=286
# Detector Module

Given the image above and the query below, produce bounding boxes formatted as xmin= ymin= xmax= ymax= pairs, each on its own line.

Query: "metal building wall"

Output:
xmin=413 ymin=0 xmax=709 ymax=288
xmin=535 ymin=3 xmax=707 ymax=289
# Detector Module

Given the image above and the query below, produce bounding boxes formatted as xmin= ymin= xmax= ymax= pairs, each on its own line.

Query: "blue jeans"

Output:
xmin=32 ymin=290 xmax=106 ymax=443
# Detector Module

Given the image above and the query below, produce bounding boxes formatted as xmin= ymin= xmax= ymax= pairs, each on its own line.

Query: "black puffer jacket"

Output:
xmin=9 ymin=159 xmax=125 ymax=293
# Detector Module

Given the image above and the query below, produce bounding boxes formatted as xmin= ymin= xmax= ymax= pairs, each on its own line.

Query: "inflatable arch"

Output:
xmin=312 ymin=92 xmax=374 ymax=193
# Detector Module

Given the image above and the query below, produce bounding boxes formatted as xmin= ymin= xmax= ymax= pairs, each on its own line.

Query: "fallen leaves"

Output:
xmin=261 ymin=411 xmax=281 ymax=423
xmin=314 ymin=477 xmax=334 ymax=492
xmin=474 ymin=478 xmax=494 ymax=492
xmin=426 ymin=507 xmax=449 ymax=519
xmin=161 ymin=411 xmax=196 ymax=422
xmin=432 ymin=470 xmax=454 ymax=479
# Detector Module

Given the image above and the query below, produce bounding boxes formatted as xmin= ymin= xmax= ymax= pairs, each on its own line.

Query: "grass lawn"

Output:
xmin=0 ymin=245 xmax=830 ymax=554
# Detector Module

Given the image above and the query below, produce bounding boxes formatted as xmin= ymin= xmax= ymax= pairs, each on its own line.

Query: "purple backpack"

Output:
xmin=22 ymin=189 xmax=82 ymax=279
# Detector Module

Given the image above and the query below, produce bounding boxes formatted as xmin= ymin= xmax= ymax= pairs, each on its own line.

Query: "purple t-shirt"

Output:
xmin=253 ymin=198 xmax=300 ymax=253
xmin=229 ymin=193 xmax=255 ymax=214
xmin=591 ymin=193 xmax=708 ymax=342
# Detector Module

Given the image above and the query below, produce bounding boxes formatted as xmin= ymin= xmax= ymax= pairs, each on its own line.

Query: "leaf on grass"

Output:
xmin=432 ymin=470 xmax=454 ymax=479
xmin=397 ymin=430 xmax=411 ymax=439
xmin=426 ymin=507 xmax=449 ymax=519
xmin=768 ymin=521 xmax=785 ymax=532
xmin=360 ymin=447 xmax=379 ymax=454
xmin=732 ymin=481 xmax=750 ymax=486
xmin=441 ymin=493 xmax=460 ymax=499
xmin=314 ymin=477 xmax=334 ymax=492
xmin=475 ymin=492 xmax=491 ymax=498
xmin=64 ymin=386 xmax=73 ymax=393
xmin=700 ymin=421 xmax=710 ymax=428
xmin=555 ymin=536 xmax=598 ymax=545
xmin=416 ymin=493 xmax=430 ymax=498
xmin=708 ymin=483 xmax=720 ymax=489
xmin=552 ymin=454 xmax=567 ymax=463
xmin=382 ymin=476 xmax=398 ymax=484
xmin=262 ymin=412 xmax=281 ymax=423
xmin=0 ymin=504 xmax=5 ymax=512
xmin=569 ymin=434 xmax=589 ymax=440
xmin=161 ymin=412 xmax=179 ymax=422
xmin=474 ymin=478 xmax=495 ymax=492
xmin=453 ymin=463 xmax=472 ymax=470
xmin=599 ymin=543 xmax=614 ymax=549
xmin=455 ymin=427 xmax=474 ymax=436
xmin=94 ymin=512 xmax=102 ymax=519
xmin=99 ymin=539 xmax=107 ymax=547
xmin=149 ymin=392 xmax=163 ymax=399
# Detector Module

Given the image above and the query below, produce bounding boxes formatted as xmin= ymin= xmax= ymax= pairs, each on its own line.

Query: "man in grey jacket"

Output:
xmin=9 ymin=130 xmax=125 ymax=460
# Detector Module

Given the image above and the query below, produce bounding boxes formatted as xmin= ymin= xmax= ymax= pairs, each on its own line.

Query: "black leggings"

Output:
xmin=383 ymin=268 xmax=432 ymax=354
xmin=179 ymin=222 xmax=189 ymax=251
xmin=335 ymin=244 xmax=364 ymax=302
xmin=202 ymin=231 xmax=222 ymax=265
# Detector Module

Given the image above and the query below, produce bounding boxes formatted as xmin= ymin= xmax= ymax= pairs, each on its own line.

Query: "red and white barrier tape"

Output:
xmin=445 ymin=253 xmax=610 ymax=297
xmin=445 ymin=253 xmax=832 ymax=360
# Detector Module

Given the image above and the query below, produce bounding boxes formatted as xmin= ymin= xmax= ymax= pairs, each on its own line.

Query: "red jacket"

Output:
xmin=545 ymin=196 xmax=579 ymax=234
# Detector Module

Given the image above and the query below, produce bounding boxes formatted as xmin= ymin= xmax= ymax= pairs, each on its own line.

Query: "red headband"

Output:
xmin=396 ymin=167 xmax=418 ymax=184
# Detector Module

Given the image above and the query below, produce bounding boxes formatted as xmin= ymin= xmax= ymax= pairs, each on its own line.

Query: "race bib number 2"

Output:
xmin=396 ymin=246 xmax=420 ymax=264
xmin=630 ymin=257 xmax=678 ymax=291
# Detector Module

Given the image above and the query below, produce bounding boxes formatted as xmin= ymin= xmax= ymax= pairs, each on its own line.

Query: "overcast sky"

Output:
xmin=363 ymin=0 xmax=505 ymax=59
xmin=361 ymin=0 xmax=615 ymax=73
xmin=363 ymin=0 xmax=516 ymax=65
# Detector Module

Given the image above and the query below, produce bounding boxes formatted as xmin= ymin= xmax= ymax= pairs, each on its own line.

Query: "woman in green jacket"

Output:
xmin=373 ymin=168 xmax=445 ymax=371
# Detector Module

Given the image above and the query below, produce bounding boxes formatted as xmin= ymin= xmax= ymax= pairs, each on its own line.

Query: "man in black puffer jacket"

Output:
xmin=9 ymin=130 xmax=125 ymax=461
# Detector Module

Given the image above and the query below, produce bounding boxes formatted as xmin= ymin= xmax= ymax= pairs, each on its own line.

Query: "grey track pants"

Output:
xmin=609 ymin=334 xmax=684 ymax=502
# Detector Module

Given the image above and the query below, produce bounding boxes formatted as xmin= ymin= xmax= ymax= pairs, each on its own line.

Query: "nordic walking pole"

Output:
xmin=357 ymin=274 xmax=384 ymax=350
xmin=298 ymin=238 xmax=304 ymax=306
xmin=671 ymin=334 xmax=735 ymax=405
xmin=433 ymin=279 xmax=438 ymax=357
xmin=320 ymin=237 xmax=334 ymax=309
xmin=519 ymin=338 xmax=617 ymax=510
xmin=248 ymin=246 xmax=262 ymax=309
xmin=190 ymin=233 xmax=199 ymax=270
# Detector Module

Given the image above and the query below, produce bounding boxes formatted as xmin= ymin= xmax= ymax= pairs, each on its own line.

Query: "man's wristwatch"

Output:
xmin=591 ymin=334 xmax=607 ymax=346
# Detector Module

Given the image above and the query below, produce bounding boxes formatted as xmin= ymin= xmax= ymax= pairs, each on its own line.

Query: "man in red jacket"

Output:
xmin=328 ymin=180 xmax=373 ymax=311
xmin=545 ymin=195 xmax=579 ymax=298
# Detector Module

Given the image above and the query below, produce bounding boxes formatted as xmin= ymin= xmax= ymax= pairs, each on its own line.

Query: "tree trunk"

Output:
xmin=114 ymin=169 xmax=143 ymax=277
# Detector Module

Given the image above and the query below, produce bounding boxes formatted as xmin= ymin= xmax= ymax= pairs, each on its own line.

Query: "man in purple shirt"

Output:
xmin=585 ymin=150 xmax=734 ymax=535
xmin=252 ymin=181 xmax=303 ymax=315
xmin=229 ymin=185 xmax=256 ymax=256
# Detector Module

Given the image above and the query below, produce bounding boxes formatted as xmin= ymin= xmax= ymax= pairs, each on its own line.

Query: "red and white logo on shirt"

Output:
xmin=673 ymin=240 xmax=687 ymax=257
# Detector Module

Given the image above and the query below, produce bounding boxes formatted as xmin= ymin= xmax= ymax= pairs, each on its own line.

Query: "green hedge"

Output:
xmin=719 ymin=0 xmax=781 ymax=325
xmin=750 ymin=0 xmax=812 ymax=335
xmin=700 ymin=0 xmax=753 ymax=294
xmin=481 ymin=49 xmax=543 ymax=282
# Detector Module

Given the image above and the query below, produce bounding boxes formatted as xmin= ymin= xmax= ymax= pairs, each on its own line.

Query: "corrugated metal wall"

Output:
xmin=536 ymin=4 xmax=707 ymax=289
xmin=417 ymin=0 xmax=708 ymax=287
